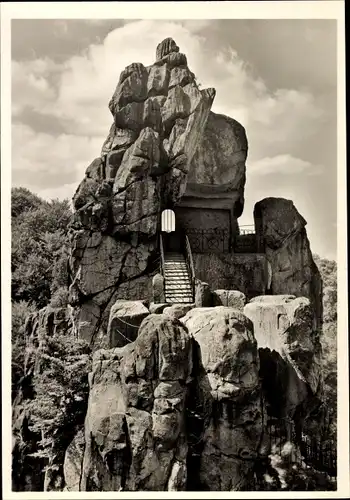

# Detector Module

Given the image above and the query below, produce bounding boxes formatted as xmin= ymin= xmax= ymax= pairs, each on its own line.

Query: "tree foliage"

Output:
xmin=24 ymin=333 xmax=91 ymax=489
xmin=313 ymin=254 xmax=337 ymax=434
xmin=11 ymin=188 xmax=72 ymax=309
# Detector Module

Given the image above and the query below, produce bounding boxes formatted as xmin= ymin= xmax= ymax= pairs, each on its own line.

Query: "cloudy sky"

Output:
xmin=11 ymin=18 xmax=337 ymax=259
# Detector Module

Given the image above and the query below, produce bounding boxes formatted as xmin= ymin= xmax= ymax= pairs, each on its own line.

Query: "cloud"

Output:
xmin=249 ymin=154 xmax=323 ymax=176
xmin=13 ymin=20 xmax=326 ymax=153
xmin=12 ymin=123 xmax=104 ymax=192
xmin=12 ymin=58 xmax=61 ymax=116
xmin=38 ymin=182 xmax=78 ymax=204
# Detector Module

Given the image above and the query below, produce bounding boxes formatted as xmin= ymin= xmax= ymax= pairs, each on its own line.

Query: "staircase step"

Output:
xmin=165 ymin=287 xmax=192 ymax=291
xmin=164 ymin=269 xmax=189 ymax=278
xmin=165 ymin=292 xmax=193 ymax=300
xmin=166 ymin=282 xmax=192 ymax=286
xmin=164 ymin=263 xmax=187 ymax=267
xmin=165 ymin=260 xmax=186 ymax=263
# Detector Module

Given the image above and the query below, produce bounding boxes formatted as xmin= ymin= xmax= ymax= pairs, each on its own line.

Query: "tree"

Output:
xmin=313 ymin=254 xmax=337 ymax=442
xmin=26 ymin=334 xmax=91 ymax=490
xmin=11 ymin=187 xmax=43 ymax=218
xmin=11 ymin=189 xmax=72 ymax=308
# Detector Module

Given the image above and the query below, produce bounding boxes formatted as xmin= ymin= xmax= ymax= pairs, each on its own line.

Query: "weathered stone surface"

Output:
xmin=142 ymin=97 xmax=164 ymax=135
xmin=254 ymin=198 xmax=323 ymax=329
xmin=161 ymin=85 xmax=191 ymax=132
xmin=152 ymin=273 xmax=165 ymax=303
xmin=85 ymin=158 xmax=104 ymax=181
xmin=101 ymin=124 xmax=136 ymax=157
xmin=181 ymin=307 xmax=265 ymax=490
xmin=149 ymin=302 xmax=168 ymax=314
xmin=73 ymin=178 xmax=100 ymax=210
xmin=63 ymin=430 xmax=85 ymax=491
xmin=109 ymin=63 xmax=148 ymax=114
xmin=244 ymin=295 xmax=323 ymax=418
xmin=111 ymin=181 xmax=159 ymax=236
xmin=188 ymin=111 xmax=247 ymax=215
xmin=107 ymin=300 xmax=149 ymax=348
xmin=193 ymin=253 xmax=269 ymax=300
xmin=147 ymin=64 xmax=170 ymax=96
xmin=79 ymin=314 xmax=192 ymax=490
xmin=106 ymin=149 xmax=125 ymax=180
xmin=194 ymin=279 xmax=212 ymax=307
xmin=156 ymin=37 xmax=179 ymax=60
xmin=113 ymin=127 xmax=160 ymax=192
xmin=212 ymin=289 xmax=246 ymax=310
xmin=70 ymin=234 xmax=130 ymax=297
xmin=69 ymin=37 xmax=216 ymax=349
xmin=169 ymin=67 xmax=194 ymax=89
xmin=163 ymin=303 xmax=194 ymax=319
xmin=114 ymin=101 xmax=145 ymax=132
xmin=70 ymin=300 xmax=101 ymax=344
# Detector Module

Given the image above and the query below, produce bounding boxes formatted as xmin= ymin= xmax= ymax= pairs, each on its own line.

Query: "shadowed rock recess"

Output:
xmin=14 ymin=38 xmax=328 ymax=492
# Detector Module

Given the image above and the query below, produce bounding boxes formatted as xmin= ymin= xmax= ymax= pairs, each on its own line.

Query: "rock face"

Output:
xmin=244 ymin=295 xmax=323 ymax=420
xmin=189 ymin=112 xmax=248 ymax=216
xmin=212 ymin=289 xmax=246 ymax=310
xmin=79 ymin=314 xmax=193 ymax=491
xmin=68 ymin=38 xmax=216 ymax=349
xmin=107 ymin=300 xmax=149 ymax=347
xmin=64 ymin=306 xmax=272 ymax=491
xmin=254 ymin=198 xmax=323 ymax=330
xmin=63 ymin=430 xmax=85 ymax=491
xmin=181 ymin=307 xmax=266 ymax=491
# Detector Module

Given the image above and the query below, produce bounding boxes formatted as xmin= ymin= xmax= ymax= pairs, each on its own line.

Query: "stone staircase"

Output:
xmin=163 ymin=252 xmax=194 ymax=304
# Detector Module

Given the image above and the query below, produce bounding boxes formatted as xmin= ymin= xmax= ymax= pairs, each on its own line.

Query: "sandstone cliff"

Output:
xmin=254 ymin=198 xmax=323 ymax=330
xmin=68 ymin=38 xmax=217 ymax=348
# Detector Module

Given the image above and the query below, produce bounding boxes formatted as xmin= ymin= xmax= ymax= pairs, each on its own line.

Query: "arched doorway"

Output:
xmin=161 ymin=209 xmax=176 ymax=233
xmin=161 ymin=209 xmax=182 ymax=252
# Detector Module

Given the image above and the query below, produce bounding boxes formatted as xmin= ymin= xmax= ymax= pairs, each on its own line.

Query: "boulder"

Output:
xmin=149 ymin=302 xmax=168 ymax=314
xmin=163 ymin=303 xmax=195 ymax=319
xmin=152 ymin=273 xmax=165 ymax=303
xmin=181 ymin=307 xmax=265 ymax=490
xmin=188 ymin=111 xmax=247 ymax=216
xmin=79 ymin=314 xmax=192 ymax=491
xmin=212 ymin=289 xmax=246 ymax=310
xmin=244 ymin=295 xmax=323 ymax=418
xmin=254 ymin=198 xmax=323 ymax=330
xmin=107 ymin=300 xmax=150 ymax=348
xmin=195 ymin=279 xmax=212 ymax=307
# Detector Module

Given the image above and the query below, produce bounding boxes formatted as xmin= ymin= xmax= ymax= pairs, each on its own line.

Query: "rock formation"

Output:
xmin=244 ymin=295 xmax=323 ymax=420
xmin=77 ymin=314 xmax=193 ymax=491
xmin=13 ymin=38 xmax=329 ymax=493
xmin=68 ymin=37 xmax=216 ymax=349
xmin=254 ymin=198 xmax=323 ymax=330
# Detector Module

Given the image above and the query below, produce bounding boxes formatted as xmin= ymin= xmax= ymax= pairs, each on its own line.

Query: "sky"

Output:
xmin=11 ymin=18 xmax=338 ymax=259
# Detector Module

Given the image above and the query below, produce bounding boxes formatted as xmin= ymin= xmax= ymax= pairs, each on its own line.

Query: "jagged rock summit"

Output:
xmin=68 ymin=38 xmax=223 ymax=347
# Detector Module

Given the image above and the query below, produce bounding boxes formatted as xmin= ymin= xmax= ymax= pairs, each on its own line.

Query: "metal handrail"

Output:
xmin=185 ymin=234 xmax=196 ymax=297
xmin=159 ymin=233 xmax=165 ymax=277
